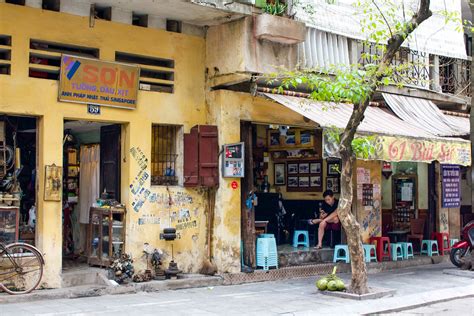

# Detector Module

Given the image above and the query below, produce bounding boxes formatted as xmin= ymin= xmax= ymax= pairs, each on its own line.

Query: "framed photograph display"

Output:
xmin=327 ymin=160 xmax=341 ymax=176
xmin=274 ymin=163 xmax=286 ymax=185
xmin=288 ymin=163 xmax=298 ymax=174
xmin=326 ymin=177 xmax=340 ymax=193
xmin=287 ymin=176 xmax=298 ymax=187
xmin=286 ymin=159 xmax=322 ymax=192
xmin=299 ymin=163 xmax=310 ymax=174
xmin=44 ymin=164 xmax=62 ymax=201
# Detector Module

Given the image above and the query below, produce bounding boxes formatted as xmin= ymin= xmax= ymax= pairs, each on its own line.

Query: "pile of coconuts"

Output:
xmin=316 ymin=266 xmax=346 ymax=292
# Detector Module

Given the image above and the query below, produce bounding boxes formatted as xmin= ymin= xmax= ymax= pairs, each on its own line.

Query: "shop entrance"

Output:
xmin=240 ymin=121 xmax=338 ymax=269
xmin=0 ymin=115 xmax=37 ymax=246
xmin=62 ymin=120 xmax=123 ymax=270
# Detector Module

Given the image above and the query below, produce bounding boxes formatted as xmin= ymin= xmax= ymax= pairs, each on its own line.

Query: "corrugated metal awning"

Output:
xmin=263 ymin=93 xmax=471 ymax=166
xmin=264 ymin=93 xmax=439 ymax=139
xmin=382 ymin=93 xmax=468 ymax=137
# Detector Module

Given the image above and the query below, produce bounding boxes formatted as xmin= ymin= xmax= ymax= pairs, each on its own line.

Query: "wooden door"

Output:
xmin=100 ymin=124 xmax=121 ymax=201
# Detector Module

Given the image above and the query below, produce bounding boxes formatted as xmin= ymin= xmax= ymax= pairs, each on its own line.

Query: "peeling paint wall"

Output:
xmin=0 ymin=3 xmax=207 ymax=287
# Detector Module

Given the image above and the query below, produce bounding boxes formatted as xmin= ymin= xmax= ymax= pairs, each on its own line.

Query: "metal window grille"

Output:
xmin=151 ymin=125 xmax=179 ymax=185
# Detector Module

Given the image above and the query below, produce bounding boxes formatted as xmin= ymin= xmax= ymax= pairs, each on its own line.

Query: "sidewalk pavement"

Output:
xmin=1 ymin=262 xmax=473 ymax=315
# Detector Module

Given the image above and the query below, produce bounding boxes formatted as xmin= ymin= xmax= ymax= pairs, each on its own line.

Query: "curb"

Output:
xmin=0 ymin=276 xmax=223 ymax=305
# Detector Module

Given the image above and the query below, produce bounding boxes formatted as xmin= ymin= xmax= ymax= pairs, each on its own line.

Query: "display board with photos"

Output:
xmin=326 ymin=159 xmax=341 ymax=194
xmin=286 ymin=160 xmax=322 ymax=192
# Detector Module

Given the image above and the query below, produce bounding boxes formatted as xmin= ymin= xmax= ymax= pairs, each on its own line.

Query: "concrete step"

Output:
xmin=278 ymin=247 xmax=333 ymax=267
xmin=62 ymin=268 xmax=111 ymax=288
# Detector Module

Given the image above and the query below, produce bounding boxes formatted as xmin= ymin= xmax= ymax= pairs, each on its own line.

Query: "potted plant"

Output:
xmin=254 ymin=0 xmax=306 ymax=45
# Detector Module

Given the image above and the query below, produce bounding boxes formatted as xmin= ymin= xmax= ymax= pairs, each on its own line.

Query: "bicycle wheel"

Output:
xmin=0 ymin=243 xmax=44 ymax=294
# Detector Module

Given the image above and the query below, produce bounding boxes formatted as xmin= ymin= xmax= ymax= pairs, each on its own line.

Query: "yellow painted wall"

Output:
xmin=0 ymin=4 xmax=207 ymax=287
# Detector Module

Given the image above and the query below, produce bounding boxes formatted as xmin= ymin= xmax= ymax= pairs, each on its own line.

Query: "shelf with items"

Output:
xmin=87 ymin=206 xmax=126 ymax=267
xmin=267 ymin=128 xmax=320 ymax=152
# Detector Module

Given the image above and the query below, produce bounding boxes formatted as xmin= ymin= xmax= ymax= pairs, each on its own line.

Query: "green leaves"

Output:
xmin=262 ymin=0 xmax=287 ymax=16
xmin=351 ymin=136 xmax=376 ymax=159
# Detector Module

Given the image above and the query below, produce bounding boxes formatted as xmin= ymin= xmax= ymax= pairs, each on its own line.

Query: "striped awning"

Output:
xmin=263 ymin=93 xmax=471 ymax=166
xmin=382 ymin=93 xmax=469 ymax=137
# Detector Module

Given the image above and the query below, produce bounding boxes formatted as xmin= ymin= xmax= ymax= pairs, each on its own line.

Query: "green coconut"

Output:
xmin=327 ymin=280 xmax=338 ymax=291
xmin=316 ymin=278 xmax=328 ymax=291
xmin=335 ymin=279 xmax=345 ymax=291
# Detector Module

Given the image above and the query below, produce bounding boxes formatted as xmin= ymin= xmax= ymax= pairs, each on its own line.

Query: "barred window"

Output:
xmin=151 ymin=125 xmax=182 ymax=186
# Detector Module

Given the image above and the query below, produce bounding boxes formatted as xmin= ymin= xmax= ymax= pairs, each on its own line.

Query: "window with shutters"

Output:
xmin=151 ymin=124 xmax=183 ymax=186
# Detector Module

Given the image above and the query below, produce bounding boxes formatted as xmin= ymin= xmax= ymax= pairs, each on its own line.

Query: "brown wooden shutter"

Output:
xmin=183 ymin=126 xmax=199 ymax=187
xmin=198 ymin=125 xmax=219 ymax=187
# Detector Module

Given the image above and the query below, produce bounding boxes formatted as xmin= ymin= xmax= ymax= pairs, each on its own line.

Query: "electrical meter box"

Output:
xmin=222 ymin=142 xmax=245 ymax=178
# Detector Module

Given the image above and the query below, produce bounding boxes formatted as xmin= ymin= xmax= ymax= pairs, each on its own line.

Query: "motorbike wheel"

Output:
xmin=450 ymin=247 xmax=468 ymax=267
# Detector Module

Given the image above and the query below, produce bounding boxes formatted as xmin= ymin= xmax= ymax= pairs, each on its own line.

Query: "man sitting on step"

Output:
xmin=308 ymin=190 xmax=339 ymax=249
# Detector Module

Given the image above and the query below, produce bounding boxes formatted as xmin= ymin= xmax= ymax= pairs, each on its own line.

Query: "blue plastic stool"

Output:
xmin=398 ymin=242 xmax=414 ymax=259
xmin=333 ymin=245 xmax=350 ymax=263
xmin=256 ymin=236 xmax=278 ymax=270
xmin=421 ymin=240 xmax=439 ymax=256
xmin=450 ymin=239 xmax=459 ymax=247
xmin=293 ymin=230 xmax=310 ymax=248
xmin=390 ymin=243 xmax=404 ymax=261
xmin=362 ymin=244 xmax=378 ymax=263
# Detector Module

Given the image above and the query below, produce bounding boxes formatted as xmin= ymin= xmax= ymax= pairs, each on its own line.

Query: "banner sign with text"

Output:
xmin=324 ymin=133 xmax=471 ymax=166
xmin=59 ymin=55 xmax=140 ymax=109
xmin=441 ymin=165 xmax=461 ymax=208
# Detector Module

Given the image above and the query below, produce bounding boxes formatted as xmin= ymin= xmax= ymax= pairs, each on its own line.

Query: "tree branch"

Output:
xmin=371 ymin=0 xmax=393 ymax=38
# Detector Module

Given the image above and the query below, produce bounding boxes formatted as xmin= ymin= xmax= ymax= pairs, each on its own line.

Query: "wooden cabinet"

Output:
xmin=0 ymin=207 xmax=19 ymax=244
xmin=87 ymin=207 xmax=125 ymax=267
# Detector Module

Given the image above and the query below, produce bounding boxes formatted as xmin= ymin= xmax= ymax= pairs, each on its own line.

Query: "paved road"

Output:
xmin=389 ymin=297 xmax=474 ymax=315
xmin=2 ymin=263 xmax=473 ymax=315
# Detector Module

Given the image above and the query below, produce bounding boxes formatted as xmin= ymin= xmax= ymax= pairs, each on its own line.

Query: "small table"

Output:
xmin=255 ymin=221 xmax=269 ymax=235
xmin=387 ymin=230 xmax=409 ymax=243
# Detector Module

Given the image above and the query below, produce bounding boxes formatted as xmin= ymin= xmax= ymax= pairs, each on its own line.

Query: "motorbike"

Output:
xmin=450 ymin=220 xmax=474 ymax=267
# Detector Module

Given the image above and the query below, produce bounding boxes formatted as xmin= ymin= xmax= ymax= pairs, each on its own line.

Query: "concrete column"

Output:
xmin=112 ymin=7 xmax=132 ymax=25
xmin=60 ymin=0 xmax=89 ymax=17
xmin=36 ymin=114 xmax=64 ymax=288
xmin=25 ymin=0 xmax=42 ymax=8
xmin=430 ymin=55 xmax=441 ymax=92
xmin=148 ymin=15 xmax=166 ymax=30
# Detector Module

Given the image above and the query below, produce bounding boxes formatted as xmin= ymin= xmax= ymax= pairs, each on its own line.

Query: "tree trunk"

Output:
xmin=336 ymin=0 xmax=432 ymax=295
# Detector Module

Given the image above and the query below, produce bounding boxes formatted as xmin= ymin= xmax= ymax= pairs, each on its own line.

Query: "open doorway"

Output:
xmin=62 ymin=120 xmax=123 ymax=270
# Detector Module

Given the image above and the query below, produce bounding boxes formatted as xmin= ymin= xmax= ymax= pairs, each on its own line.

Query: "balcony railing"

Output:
xmin=439 ymin=56 xmax=471 ymax=98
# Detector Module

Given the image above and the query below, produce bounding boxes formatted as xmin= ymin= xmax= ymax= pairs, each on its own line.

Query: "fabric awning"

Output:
xmin=264 ymin=93 xmax=471 ymax=166
xmin=382 ymin=93 xmax=469 ymax=137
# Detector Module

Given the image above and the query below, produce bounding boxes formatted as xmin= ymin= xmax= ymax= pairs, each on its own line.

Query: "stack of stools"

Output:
xmin=369 ymin=236 xmax=391 ymax=262
xmin=398 ymin=242 xmax=414 ymax=259
xmin=256 ymin=234 xmax=278 ymax=271
xmin=390 ymin=243 xmax=404 ymax=261
xmin=421 ymin=240 xmax=439 ymax=256
xmin=293 ymin=230 xmax=310 ymax=248
xmin=431 ymin=232 xmax=451 ymax=255
xmin=362 ymin=244 xmax=378 ymax=263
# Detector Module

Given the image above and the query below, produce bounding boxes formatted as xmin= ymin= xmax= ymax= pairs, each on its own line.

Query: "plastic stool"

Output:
xmin=450 ymin=239 xmax=459 ymax=247
xmin=293 ymin=230 xmax=310 ymax=248
xmin=390 ymin=243 xmax=404 ymax=261
xmin=421 ymin=240 xmax=439 ymax=256
xmin=398 ymin=242 xmax=414 ymax=259
xmin=362 ymin=244 xmax=378 ymax=263
xmin=256 ymin=237 xmax=278 ymax=270
xmin=369 ymin=236 xmax=391 ymax=262
xmin=431 ymin=232 xmax=450 ymax=255
xmin=333 ymin=245 xmax=350 ymax=263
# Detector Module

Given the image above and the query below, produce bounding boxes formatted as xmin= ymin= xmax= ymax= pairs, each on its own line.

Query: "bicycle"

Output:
xmin=0 ymin=241 xmax=44 ymax=295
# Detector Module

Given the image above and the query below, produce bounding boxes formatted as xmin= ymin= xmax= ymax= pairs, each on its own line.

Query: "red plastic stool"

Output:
xmin=369 ymin=236 xmax=391 ymax=262
xmin=430 ymin=232 xmax=451 ymax=255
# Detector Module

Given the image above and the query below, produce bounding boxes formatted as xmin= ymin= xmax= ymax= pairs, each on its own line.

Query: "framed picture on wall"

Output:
xmin=44 ymin=164 xmax=62 ymax=201
xmin=326 ymin=177 xmax=340 ymax=193
xmin=327 ymin=160 xmax=341 ymax=176
xmin=288 ymin=176 xmax=298 ymax=187
xmin=274 ymin=163 xmax=286 ymax=185
xmin=288 ymin=163 xmax=298 ymax=174
xmin=310 ymin=162 xmax=321 ymax=174
xmin=299 ymin=163 xmax=310 ymax=174
xmin=310 ymin=176 xmax=321 ymax=187
xmin=298 ymin=176 xmax=309 ymax=187
xmin=269 ymin=131 xmax=280 ymax=147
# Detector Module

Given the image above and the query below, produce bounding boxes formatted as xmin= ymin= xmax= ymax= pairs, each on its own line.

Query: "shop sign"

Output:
xmin=59 ymin=55 xmax=140 ymax=109
xmin=324 ymin=134 xmax=471 ymax=166
xmin=441 ymin=165 xmax=460 ymax=208
xmin=222 ymin=142 xmax=245 ymax=178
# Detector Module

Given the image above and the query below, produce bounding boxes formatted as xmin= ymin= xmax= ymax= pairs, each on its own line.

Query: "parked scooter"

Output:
xmin=450 ymin=220 xmax=474 ymax=267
